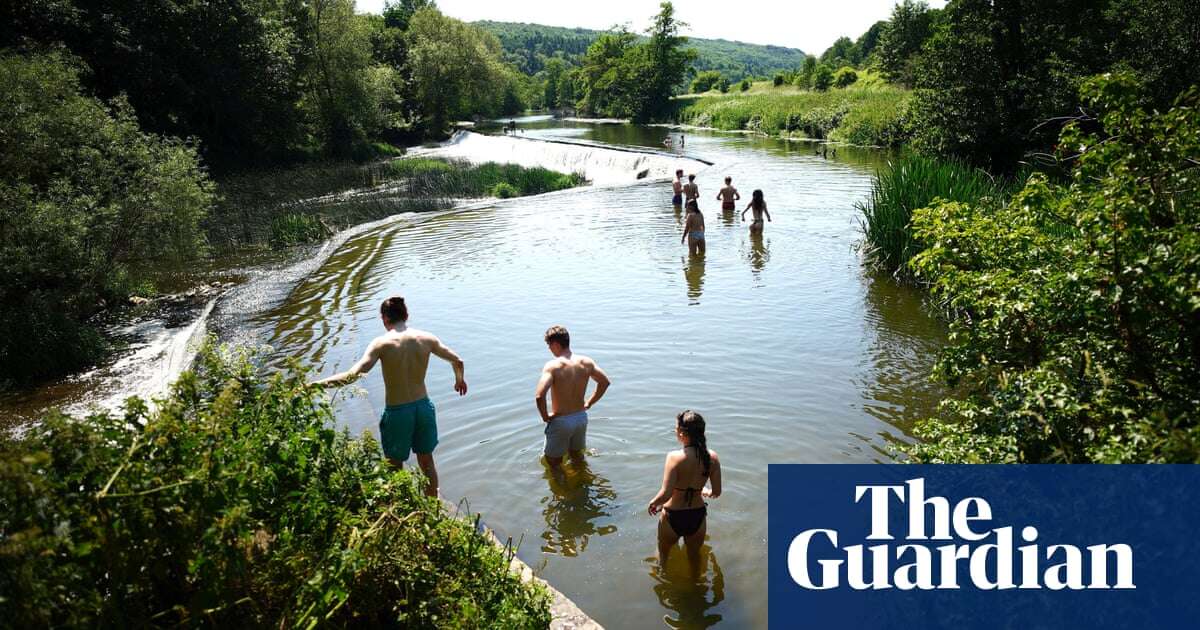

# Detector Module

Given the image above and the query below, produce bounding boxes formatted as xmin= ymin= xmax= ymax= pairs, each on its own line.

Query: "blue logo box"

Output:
xmin=767 ymin=465 xmax=1199 ymax=629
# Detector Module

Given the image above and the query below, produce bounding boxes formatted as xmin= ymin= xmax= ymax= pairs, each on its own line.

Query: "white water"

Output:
xmin=412 ymin=131 xmax=708 ymax=186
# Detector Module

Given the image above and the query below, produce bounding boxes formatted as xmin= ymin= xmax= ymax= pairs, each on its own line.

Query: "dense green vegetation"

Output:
xmin=477 ymin=20 xmax=805 ymax=81
xmin=902 ymin=76 xmax=1199 ymax=463
xmin=676 ymin=85 xmax=911 ymax=147
xmin=0 ymin=51 xmax=214 ymax=386
xmin=0 ymin=342 xmax=551 ymax=626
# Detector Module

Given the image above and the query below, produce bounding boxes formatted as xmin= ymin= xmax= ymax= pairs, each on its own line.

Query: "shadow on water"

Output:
xmin=539 ymin=459 xmax=619 ymax=557
xmin=646 ymin=545 xmax=726 ymax=629
xmin=683 ymin=253 xmax=707 ymax=305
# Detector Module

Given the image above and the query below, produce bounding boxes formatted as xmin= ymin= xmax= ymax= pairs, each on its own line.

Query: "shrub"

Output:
xmin=813 ymin=65 xmax=834 ymax=91
xmin=834 ymin=67 xmax=859 ymax=88
xmin=491 ymin=182 xmax=519 ymax=198
xmin=739 ymin=79 xmax=751 ymax=91
xmin=269 ymin=213 xmax=329 ymax=247
xmin=773 ymin=73 xmax=785 ymax=87
xmin=0 ymin=51 xmax=214 ymax=385
xmin=904 ymin=74 xmax=1200 ymax=463
xmin=857 ymin=154 xmax=1003 ymax=276
xmin=691 ymin=70 xmax=723 ymax=93
xmin=0 ymin=342 xmax=552 ymax=626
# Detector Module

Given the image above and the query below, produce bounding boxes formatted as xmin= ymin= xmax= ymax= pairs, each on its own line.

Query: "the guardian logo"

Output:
xmin=787 ymin=478 xmax=1135 ymax=591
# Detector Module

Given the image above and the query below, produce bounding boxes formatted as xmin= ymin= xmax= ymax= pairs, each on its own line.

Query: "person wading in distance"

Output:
xmin=535 ymin=325 xmax=611 ymax=475
xmin=313 ymin=296 xmax=466 ymax=498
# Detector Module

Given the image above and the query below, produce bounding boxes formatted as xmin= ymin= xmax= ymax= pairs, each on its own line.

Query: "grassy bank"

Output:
xmin=0 ymin=342 xmax=551 ymax=627
xmin=209 ymin=157 xmax=586 ymax=248
xmin=674 ymin=82 xmax=911 ymax=147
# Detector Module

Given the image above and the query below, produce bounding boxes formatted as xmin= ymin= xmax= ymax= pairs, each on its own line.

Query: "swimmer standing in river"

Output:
xmin=648 ymin=410 xmax=721 ymax=568
xmin=683 ymin=174 xmax=699 ymax=204
xmin=682 ymin=199 xmax=706 ymax=255
xmin=672 ymin=169 xmax=684 ymax=206
xmin=741 ymin=189 xmax=772 ymax=234
xmin=535 ymin=325 xmax=611 ymax=475
xmin=716 ymin=176 xmax=740 ymax=212
xmin=313 ymin=296 xmax=467 ymax=498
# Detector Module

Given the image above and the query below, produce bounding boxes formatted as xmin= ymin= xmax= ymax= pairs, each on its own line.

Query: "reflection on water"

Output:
xmin=647 ymin=546 xmax=726 ymax=629
xmin=539 ymin=459 xmax=619 ymax=557
xmin=683 ymin=253 xmax=706 ymax=304
xmin=745 ymin=232 xmax=769 ymax=277
xmin=718 ymin=204 xmax=736 ymax=227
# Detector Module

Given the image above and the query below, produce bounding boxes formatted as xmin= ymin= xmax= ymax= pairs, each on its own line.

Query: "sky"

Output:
xmin=354 ymin=0 xmax=947 ymax=55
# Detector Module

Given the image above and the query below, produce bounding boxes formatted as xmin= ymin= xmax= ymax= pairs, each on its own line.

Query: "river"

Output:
xmin=3 ymin=118 xmax=946 ymax=628
xmin=243 ymin=120 xmax=946 ymax=629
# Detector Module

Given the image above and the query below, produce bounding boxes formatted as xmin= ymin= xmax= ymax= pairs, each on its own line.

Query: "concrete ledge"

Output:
xmin=444 ymin=500 xmax=604 ymax=630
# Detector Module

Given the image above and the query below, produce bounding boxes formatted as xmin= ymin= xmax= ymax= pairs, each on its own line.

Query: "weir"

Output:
xmin=413 ymin=131 xmax=710 ymax=186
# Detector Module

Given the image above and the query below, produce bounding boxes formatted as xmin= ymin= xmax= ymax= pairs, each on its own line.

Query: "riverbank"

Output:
xmin=672 ymin=84 xmax=911 ymax=147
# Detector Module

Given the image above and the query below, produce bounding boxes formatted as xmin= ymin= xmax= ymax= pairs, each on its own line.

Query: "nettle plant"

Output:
xmin=905 ymin=73 xmax=1200 ymax=463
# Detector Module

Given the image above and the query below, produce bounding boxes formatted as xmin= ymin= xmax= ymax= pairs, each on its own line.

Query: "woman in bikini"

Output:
xmin=681 ymin=200 xmax=706 ymax=255
xmin=741 ymin=189 xmax=772 ymax=234
xmin=647 ymin=410 xmax=722 ymax=566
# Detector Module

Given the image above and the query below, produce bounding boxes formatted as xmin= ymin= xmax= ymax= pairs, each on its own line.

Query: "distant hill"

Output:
xmin=475 ymin=20 xmax=806 ymax=81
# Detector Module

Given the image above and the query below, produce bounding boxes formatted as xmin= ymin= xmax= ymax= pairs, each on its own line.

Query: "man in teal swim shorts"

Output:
xmin=314 ymin=296 xmax=466 ymax=497
xmin=535 ymin=326 xmax=611 ymax=475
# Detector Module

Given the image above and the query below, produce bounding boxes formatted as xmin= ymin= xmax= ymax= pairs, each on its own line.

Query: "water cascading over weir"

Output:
xmin=412 ymin=131 xmax=710 ymax=186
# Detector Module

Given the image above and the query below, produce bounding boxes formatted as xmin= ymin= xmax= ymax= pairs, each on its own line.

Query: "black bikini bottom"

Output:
xmin=665 ymin=504 xmax=707 ymax=537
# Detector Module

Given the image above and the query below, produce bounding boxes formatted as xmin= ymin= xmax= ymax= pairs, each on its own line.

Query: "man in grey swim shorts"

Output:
xmin=534 ymin=325 xmax=611 ymax=472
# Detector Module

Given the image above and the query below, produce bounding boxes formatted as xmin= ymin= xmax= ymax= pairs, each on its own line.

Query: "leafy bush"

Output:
xmin=385 ymin=158 xmax=585 ymax=197
xmin=813 ymin=65 xmax=834 ymax=91
xmin=739 ymin=79 xmax=751 ymax=91
xmin=904 ymin=74 xmax=1200 ymax=463
xmin=834 ymin=67 xmax=859 ymax=88
xmin=858 ymin=154 xmax=1004 ymax=276
xmin=0 ymin=51 xmax=214 ymax=385
xmin=773 ymin=74 xmax=785 ymax=87
xmin=491 ymin=182 xmax=519 ymax=198
xmin=691 ymin=70 xmax=723 ymax=93
xmin=0 ymin=342 xmax=552 ymax=626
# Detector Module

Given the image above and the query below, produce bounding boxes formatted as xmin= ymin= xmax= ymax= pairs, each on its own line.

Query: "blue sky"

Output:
xmin=354 ymin=0 xmax=947 ymax=55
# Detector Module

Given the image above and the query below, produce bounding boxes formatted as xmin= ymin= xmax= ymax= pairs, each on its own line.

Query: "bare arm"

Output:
xmin=741 ymin=204 xmax=751 ymax=220
xmin=585 ymin=362 xmax=610 ymax=410
xmin=735 ymin=189 xmax=741 ymax=201
xmin=703 ymin=450 xmax=722 ymax=498
xmin=430 ymin=337 xmax=467 ymax=395
xmin=313 ymin=341 xmax=379 ymax=387
xmin=763 ymin=203 xmax=772 ymax=222
xmin=534 ymin=366 xmax=554 ymax=423
xmin=648 ymin=453 xmax=678 ymax=515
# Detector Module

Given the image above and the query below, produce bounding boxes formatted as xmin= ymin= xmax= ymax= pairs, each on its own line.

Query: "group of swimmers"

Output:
xmin=313 ymin=297 xmax=721 ymax=566
xmin=673 ymin=169 xmax=772 ymax=255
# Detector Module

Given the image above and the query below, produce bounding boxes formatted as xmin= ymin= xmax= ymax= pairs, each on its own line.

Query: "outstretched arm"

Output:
xmin=648 ymin=454 xmax=678 ymax=515
xmin=534 ymin=366 xmax=554 ymax=423
xmin=430 ymin=337 xmax=467 ymax=395
xmin=313 ymin=342 xmax=379 ymax=387
xmin=585 ymin=363 xmax=610 ymax=410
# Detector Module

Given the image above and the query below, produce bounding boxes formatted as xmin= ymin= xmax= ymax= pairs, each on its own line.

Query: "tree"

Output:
xmin=638 ymin=2 xmax=697 ymax=120
xmin=906 ymin=74 xmax=1200 ymax=463
xmin=820 ymin=36 xmax=857 ymax=68
xmin=691 ymin=70 xmax=723 ymax=93
xmin=813 ymin=64 xmax=834 ymax=91
xmin=877 ymin=0 xmax=934 ymax=87
xmin=855 ymin=21 xmax=889 ymax=65
xmin=739 ymin=78 xmax=751 ymax=91
xmin=304 ymin=0 xmax=383 ymax=157
xmin=0 ymin=52 xmax=214 ymax=384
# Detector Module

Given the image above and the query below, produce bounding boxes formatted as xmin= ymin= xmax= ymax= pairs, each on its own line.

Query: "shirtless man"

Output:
xmin=671 ymin=169 xmax=684 ymax=206
xmin=715 ymin=176 xmax=740 ymax=212
xmin=683 ymin=174 xmax=699 ymax=204
xmin=313 ymin=296 xmax=466 ymax=497
xmin=535 ymin=325 xmax=611 ymax=472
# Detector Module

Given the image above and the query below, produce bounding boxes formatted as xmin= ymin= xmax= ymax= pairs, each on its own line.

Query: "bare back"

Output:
xmin=373 ymin=329 xmax=439 ymax=405
xmin=683 ymin=182 xmax=699 ymax=199
xmin=664 ymin=447 xmax=717 ymax=509
xmin=719 ymin=186 xmax=738 ymax=202
xmin=684 ymin=210 xmax=705 ymax=233
xmin=543 ymin=353 xmax=598 ymax=416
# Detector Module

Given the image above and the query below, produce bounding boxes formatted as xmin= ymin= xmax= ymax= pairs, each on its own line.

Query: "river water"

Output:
xmin=234 ymin=120 xmax=948 ymax=629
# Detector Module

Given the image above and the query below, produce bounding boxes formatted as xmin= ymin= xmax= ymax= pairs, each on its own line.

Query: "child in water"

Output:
xmin=681 ymin=200 xmax=706 ymax=255
xmin=741 ymin=189 xmax=772 ymax=233
xmin=648 ymin=410 xmax=722 ymax=566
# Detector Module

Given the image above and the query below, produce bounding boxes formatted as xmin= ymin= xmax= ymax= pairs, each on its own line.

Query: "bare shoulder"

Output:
xmin=576 ymin=354 xmax=596 ymax=367
xmin=542 ymin=357 xmax=562 ymax=372
xmin=708 ymin=448 xmax=721 ymax=463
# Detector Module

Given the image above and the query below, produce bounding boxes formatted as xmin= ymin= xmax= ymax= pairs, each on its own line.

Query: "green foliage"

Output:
xmin=692 ymin=70 xmax=724 ymax=93
xmin=876 ymin=0 xmax=937 ymax=87
xmin=904 ymin=75 xmax=1200 ymax=463
xmin=475 ymin=20 xmax=806 ymax=82
xmin=0 ymin=52 xmax=214 ymax=385
xmin=491 ymin=182 xmax=520 ymax=198
xmin=739 ymin=79 xmax=751 ymax=92
xmin=858 ymin=154 xmax=1004 ymax=276
xmin=677 ymin=88 xmax=912 ymax=147
xmin=383 ymin=158 xmax=585 ymax=198
xmin=820 ymin=36 xmax=858 ymax=68
xmin=812 ymin=65 xmax=834 ymax=92
xmin=834 ymin=67 xmax=859 ymax=88
xmin=773 ymin=74 xmax=785 ymax=87
xmin=0 ymin=342 xmax=552 ymax=626
xmin=269 ymin=213 xmax=330 ymax=247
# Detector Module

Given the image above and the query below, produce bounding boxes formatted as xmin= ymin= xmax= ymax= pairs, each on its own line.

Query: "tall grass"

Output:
xmin=675 ymin=87 xmax=912 ymax=147
xmin=384 ymin=158 xmax=585 ymax=198
xmin=858 ymin=155 xmax=1004 ymax=276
